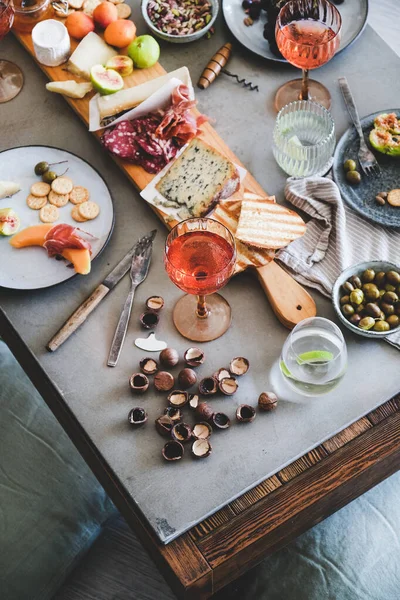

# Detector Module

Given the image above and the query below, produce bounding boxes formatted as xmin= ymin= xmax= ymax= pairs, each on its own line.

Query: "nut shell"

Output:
xmin=128 ymin=407 xmax=148 ymax=426
xmin=139 ymin=357 xmax=158 ymax=375
xmin=163 ymin=406 xmax=182 ymax=422
xmin=195 ymin=402 xmax=214 ymax=421
xmin=178 ymin=368 xmax=197 ymax=389
xmin=162 ymin=440 xmax=184 ymax=461
xmin=155 ymin=415 xmax=174 ymax=436
xmin=211 ymin=412 xmax=231 ymax=429
xmin=159 ymin=348 xmax=179 ymax=368
xmin=184 ymin=347 xmax=205 ymax=367
xmin=171 ymin=422 xmax=192 ymax=443
xmin=191 ymin=439 xmax=212 ymax=458
xmin=236 ymin=404 xmax=256 ymax=423
xmin=199 ymin=376 xmax=218 ymax=395
xmin=154 ymin=371 xmax=175 ymax=392
xmin=258 ymin=392 xmax=278 ymax=411
xmin=145 ymin=296 xmax=164 ymax=311
xmin=167 ymin=390 xmax=189 ymax=408
xmin=192 ymin=422 xmax=212 ymax=440
xmin=129 ymin=373 xmax=149 ymax=393
xmin=188 ymin=393 xmax=200 ymax=410
xmin=140 ymin=311 xmax=159 ymax=329
xmin=219 ymin=377 xmax=238 ymax=395
xmin=214 ymin=367 xmax=231 ymax=382
xmin=229 ymin=357 xmax=249 ymax=376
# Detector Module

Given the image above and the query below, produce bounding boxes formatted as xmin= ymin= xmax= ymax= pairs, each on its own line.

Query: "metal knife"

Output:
xmin=46 ymin=230 xmax=157 ymax=352
xmin=107 ymin=232 xmax=156 ymax=367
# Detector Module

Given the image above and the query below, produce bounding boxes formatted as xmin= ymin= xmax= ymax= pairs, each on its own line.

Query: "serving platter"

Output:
xmin=223 ymin=0 xmax=368 ymax=63
xmin=332 ymin=108 xmax=400 ymax=228
xmin=0 ymin=146 xmax=114 ymax=290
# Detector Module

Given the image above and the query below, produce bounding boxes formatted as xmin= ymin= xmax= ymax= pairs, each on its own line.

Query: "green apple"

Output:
xmin=128 ymin=35 xmax=160 ymax=69
xmin=0 ymin=208 xmax=20 ymax=236
xmin=90 ymin=65 xmax=124 ymax=95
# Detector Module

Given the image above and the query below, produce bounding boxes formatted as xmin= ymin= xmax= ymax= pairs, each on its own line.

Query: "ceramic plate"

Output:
xmin=223 ymin=0 xmax=368 ymax=63
xmin=332 ymin=109 xmax=400 ymax=228
xmin=0 ymin=146 xmax=114 ymax=290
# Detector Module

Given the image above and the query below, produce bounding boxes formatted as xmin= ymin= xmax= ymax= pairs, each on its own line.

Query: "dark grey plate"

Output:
xmin=333 ymin=109 xmax=400 ymax=228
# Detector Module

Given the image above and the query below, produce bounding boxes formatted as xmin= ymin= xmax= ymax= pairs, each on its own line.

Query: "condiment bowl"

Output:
xmin=141 ymin=0 xmax=219 ymax=43
xmin=332 ymin=260 xmax=400 ymax=339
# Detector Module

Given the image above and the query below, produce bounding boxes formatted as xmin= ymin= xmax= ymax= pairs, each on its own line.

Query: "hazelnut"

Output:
xmin=162 ymin=440 xmax=184 ymax=461
xmin=159 ymin=348 xmax=179 ymax=368
xmin=171 ymin=422 xmax=192 ymax=443
xmin=191 ymin=439 xmax=212 ymax=459
xmin=258 ymin=392 xmax=278 ymax=411
xmin=163 ymin=406 xmax=182 ymax=423
xmin=192 ymin=422 xmax=212 ymax=440
xmin=129 ymin=373 xmax=149 ymax=393
xmin=214 ymin=367 xmax=231 ymax=382
xmin=229 ymin=357 xmax=250 ymax=376
xmin=155 ymin=415 xmax=174 ymax=436
xmin=128 ymin=407 xmax=148 ymax=426
xmin=219 ymin=377 xmax=238 ymax=395
xmin=167 ymin=390 xmax=189 ymax=408
xmin=188 ymin=393 xmax=200 ymax=410
xmin=198 ymin=376 xmax=218 ymax=395
xmin=139 ymin=357 xmax=158 ymax=375
xmin=145 ymin=296 xmax=164 ymax=311
xmin=236 ymin=404 xmax=256 ymax=423
xmin=195 ymin=402 xmax=214 ymax=421
xmin=178 ymin=368 xmax=197 ymax=389
xmin=140 ymin=311 xmax=159 ymax=329
xmin=184 ymin=347 xmax=205 ymax=367
xmin=211 ymin=412 xmax=231 ymax=430
xmin=154 ymin=371 xmax=175 ymax=392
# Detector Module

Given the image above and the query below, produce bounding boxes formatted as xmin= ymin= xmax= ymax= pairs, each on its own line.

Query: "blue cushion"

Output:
xmin=0 ymin=341 xmax=116 ymax=600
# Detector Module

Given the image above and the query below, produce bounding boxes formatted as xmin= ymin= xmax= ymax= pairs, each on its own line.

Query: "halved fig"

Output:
xmin=191 ymin=439 xmax=212 ymax=459
xmin=219 ymin=377 xmax=238 ymax=395
xmin=229 ymin=357 xmax=250 ymax=376
xmin=90 ymin=64 xmax=123 ymax=95
xmin=0 ymin=208 xmax=20 ymax=236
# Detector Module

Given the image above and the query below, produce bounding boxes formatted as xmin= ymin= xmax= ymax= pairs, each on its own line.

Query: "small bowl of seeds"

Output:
xmin=142 ymin=0 xmax=218 ymax=43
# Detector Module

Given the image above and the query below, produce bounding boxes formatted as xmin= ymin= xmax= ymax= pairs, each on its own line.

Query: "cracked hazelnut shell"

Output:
xmin=128 ymin=407 xmax=148 ymax=426
xmin=199 ymin=376 xmax=218 ymax=395
xmin=178 ymin=368 xmax=197 ymax=389
xmin=188 ymin=393 xmax=200 ymax=410
xmin=145 ymin=296 xmax=164 ymax=311
xmin=219 ymin=377 xmax=238 ymax=395
xmin=258 ymin=392 xmax=278 ymax=411
xmin=155 ymin=415 xmax=174 ymax=436
xmin=184 ymin=347 xmax=205 ymax=367
xmin=229 ymin=357 xmax=250 ymax=376
xmin=140 ymin=310 xmax=159 ymax=329
xmin=139 ymin=357 xmax=158 ymax=375
xmin=162 ymin=440 xmax=184 ymax=461
xmin=191 ymin=439 xmax=212 ymax=459
xmin=159 ymin=348 xmax=179 ymax=368
xmin=192 ymin=422 xmax=212 ymax=440
xmin=236 ymin=404 xmax=256 ymax=423
xmin=164 ymin=406 xmax=182 ymax=422
xmin=171 ymin=422 xmax=192 ymax=443
xmin=167 ymin=390 xmax=189 ymax=408
xmin=129 ymin=373 xmax=149 ymax=393
xmin=195 ymin=402 xmax=214 ymax=421
xmin=214 ymin=368 xmax=231 ymax=382
xmin=211 ymin=412 xmax=231 ymax=430
xmin=154 ymin=371 xmax=175 ymax=392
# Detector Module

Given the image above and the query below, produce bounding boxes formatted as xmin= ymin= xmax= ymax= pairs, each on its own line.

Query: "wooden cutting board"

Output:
xmin=14 ymin=22 xmax=316 ymax=328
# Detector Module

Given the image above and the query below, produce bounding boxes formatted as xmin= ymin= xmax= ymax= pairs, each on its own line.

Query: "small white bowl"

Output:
xmin=142 ymin=0 xmax=219 ymax=43
xmin=332 ymin=261 xmax=400 ymax=339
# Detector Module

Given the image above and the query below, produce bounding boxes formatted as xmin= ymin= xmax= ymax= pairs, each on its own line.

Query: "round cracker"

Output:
xmin=78 ymin=201 xmax=100 ymax=220
xmin=54 ymin=6 xmax=75 ymax=17
xmin=108 ymin=0 xmax=124 ymax=4
xmin=51 ymin=176 xmax=74 ymax=195
xmin=68 ymin=0 xmax=83 ymax=8
xmin=30 ymin=181 xmax=51 ymax=197
xmin=40 ymin=204 xmax=59 ymax=223
xmin=69 ymin=185 xmax=89 ymax=205
xmin=49 ymin=190 xmax=69 ymax=207
xmin=83 ymin=0 xmax=100 ymax=15
xmin=71 ymin=205 xmax=88 ymax=223
xmin=27 ymin=194 xmax=48 ymax=210
xmin=387 ymin=189 xmax=400 ymax=207
xmin=116 ymin=2 xmax=131 ymax=17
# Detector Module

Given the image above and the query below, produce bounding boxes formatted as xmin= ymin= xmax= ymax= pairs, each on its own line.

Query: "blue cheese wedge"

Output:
xmin=156 ymin=138 xmax=240 ymax=218
xmin=67 ymin=32 xmax=117 ymax=80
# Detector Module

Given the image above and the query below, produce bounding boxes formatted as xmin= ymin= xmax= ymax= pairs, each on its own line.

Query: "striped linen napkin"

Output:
xmin=276 ymin=176 xmax=400 ymax=350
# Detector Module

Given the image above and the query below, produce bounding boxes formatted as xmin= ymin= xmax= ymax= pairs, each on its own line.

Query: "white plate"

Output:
xmin=0 ymin=146 xmax=114 ymax=290
xmin=223 ymin=0 xmax=369 ymax=63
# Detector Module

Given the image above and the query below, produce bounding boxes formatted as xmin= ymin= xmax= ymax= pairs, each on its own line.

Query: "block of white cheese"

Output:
xmin=32 ymin=20 xmax=70 ymax=67
xmin=46 ymin=81 xmax=93 ymax=99
xmin=67 ymin=32 xmax=117 ymax=80
xmin=0 ymin=181 xmax=21 ymax=200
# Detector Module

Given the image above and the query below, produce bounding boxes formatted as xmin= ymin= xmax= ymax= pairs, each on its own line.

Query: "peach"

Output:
xmin=93 ymin=1 xmax=118 ymax=29
xmin=104 ymin=19 xmax=136 ymax=48
xmin=66 ymin=12 xmax=95 ymax=40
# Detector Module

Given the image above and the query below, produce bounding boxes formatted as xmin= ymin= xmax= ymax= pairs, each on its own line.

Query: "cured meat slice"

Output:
xmin=43 ymin=224 xmax=92 ymax=257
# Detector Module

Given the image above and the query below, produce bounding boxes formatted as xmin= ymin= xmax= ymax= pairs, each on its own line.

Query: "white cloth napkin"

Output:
xmin=276 ymin=176 xmax=400 ymax=349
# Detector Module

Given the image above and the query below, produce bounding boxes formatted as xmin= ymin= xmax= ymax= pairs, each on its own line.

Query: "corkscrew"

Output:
xmin=197 ymin=43 xmax=259 ymax=92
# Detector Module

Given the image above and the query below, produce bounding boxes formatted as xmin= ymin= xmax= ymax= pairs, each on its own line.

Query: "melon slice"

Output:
xmin=62 ymin=248 xmax=91 ymax=275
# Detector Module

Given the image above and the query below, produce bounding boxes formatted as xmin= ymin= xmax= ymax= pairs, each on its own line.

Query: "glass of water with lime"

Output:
xmin=280 ymin=317 xmax=347 ymax=397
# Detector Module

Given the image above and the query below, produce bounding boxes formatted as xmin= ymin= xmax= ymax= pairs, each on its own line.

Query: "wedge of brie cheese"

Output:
xmin=46 ymin=80 xmax=93 ymax=99
xmin=67 ymin=32 xmax=117 ymax=80
xmin=0 ymin=181 xmax=21 ymax=200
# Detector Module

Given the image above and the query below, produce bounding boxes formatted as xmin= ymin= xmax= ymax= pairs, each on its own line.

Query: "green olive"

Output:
xmin=385 ymin=283 xmax=396 ymax=292
xmin=387 ymin=315 xmax=400 ymax=329
xmin=379 ymin=289 xmax=386 ymax=298
xmin=340 ymin=295 xmax=350 ymax=305
xmin=373 ymin=320 xmax=390 ymax=332
xmin=344 ymin=159 xmax=357 ymax=172
xmin=349 ymin=314 xmax=361 ymax=326
xmin=42 ymin=170 xmax=58 ymax=184
xmin=378 ymin=310 xmax=386 ymax=321
xmin=362 ymin=283 xmax=380 ymax=301
xmin=382 ymin=291 xmax=398 ymax=305
xmin=342 ymin=304 xmax=355 ymax=317
xmin=396 ymin=304 xmax=400 ymax=316
xmin=375 ymin=272 xmax=386 ymax=287
xmin=342 ymin=281 xmax=355 ymax=294
xmin=386 ymin=271 xmax=400 ymax=286
xmin=349 ymin=275 xmax=362 ymax=289
xmin=365 ymin=303 xmax=381 ymax=318
xmin=361 ymin=269 xmax=376 ymax=283
xmin=346 ymin=170 xmax=361 ymax=185
xmin=359 ymin=316 xmax=375 ymax=330
xmin=381 ymin=302 xmax=395 ymax=316
xmin=356 ymin=303 xmax=366 ymax=314
xmin=34 ymin=161 xmax=49 ymax=175
xmin=350 ymin=289 xmax=364 ymax=305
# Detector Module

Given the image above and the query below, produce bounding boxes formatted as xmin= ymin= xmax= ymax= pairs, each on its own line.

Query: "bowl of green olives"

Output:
xmin=332 ymin=261 xmax=400 ymax=338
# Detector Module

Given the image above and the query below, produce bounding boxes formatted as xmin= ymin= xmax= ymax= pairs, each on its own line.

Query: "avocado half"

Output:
xmin=369 ymin=112 xmax=400 ymax=157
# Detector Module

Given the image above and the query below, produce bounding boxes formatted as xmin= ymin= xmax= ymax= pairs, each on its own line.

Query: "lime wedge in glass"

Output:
xmin=296 ymin=351 xmax=334 ymax=365
xmin=280 ymin=360 xmax=293 ymax=379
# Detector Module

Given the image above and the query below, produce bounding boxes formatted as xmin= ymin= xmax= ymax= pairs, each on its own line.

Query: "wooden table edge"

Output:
xmin=1 ymin=306 xmax=399 ymax=599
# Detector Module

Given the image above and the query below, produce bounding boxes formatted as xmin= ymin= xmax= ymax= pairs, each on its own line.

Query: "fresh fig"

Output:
xmin=0 ymin=208 xmax=20 ymax=236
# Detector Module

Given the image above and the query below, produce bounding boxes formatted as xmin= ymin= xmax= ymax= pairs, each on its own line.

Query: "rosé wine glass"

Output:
xmin=275 ymin=0 xmax=342 ymax=111
xmin=164 ymin=218 xmax=236 ymax=342
xmin=0 ymin=0 xmax=23 ymax=103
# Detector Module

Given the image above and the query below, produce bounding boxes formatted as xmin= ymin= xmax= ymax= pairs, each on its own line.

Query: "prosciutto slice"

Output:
xmin=43 ymin=224 xmax=92 ymax=258
xmin=155 ymin=84 xmax=208 ymax=145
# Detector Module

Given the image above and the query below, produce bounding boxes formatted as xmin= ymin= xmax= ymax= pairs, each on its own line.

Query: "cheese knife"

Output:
xmin=46 ymin=230 xmax=157 ymax=353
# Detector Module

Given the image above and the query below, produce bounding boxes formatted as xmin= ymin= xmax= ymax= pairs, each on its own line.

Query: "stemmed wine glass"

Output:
xmin=0 ymin=0 xmax=23 ymax=103
xmin=164 ymin=218 xmax=236 ymax=342
xmin=275 ymin=0 xmax=342 ymax=111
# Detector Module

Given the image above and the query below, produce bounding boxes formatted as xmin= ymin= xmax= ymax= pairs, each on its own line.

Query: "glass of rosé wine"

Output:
xmin=0 ymin=0 xmax=23 ymax=103
xmin=164 ymin=218 xmax=236 ymax=342
xmin=274 ymin=0 xmax=342 ymax=112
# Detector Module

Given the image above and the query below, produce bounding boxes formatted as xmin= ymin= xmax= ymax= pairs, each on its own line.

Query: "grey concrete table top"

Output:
xmin=1 ymin=12 xmax=400 ymax=543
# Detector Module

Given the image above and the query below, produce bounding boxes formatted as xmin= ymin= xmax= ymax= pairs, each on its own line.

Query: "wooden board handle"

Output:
xmin=46 ymin=283 xmax=110 ymax=352
xmin=255 ymin=261 xmax=317 ymax=329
